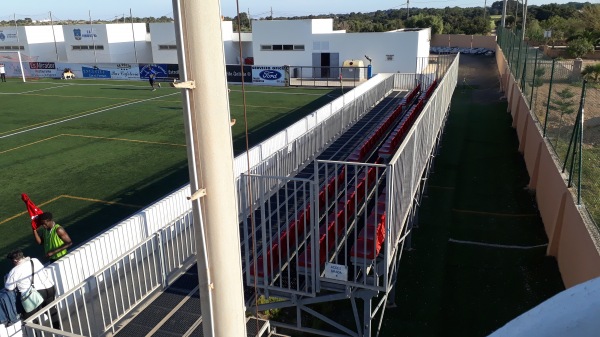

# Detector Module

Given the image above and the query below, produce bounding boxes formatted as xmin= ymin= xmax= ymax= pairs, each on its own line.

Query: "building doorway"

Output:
xmin=312 ymin=52 xmax=339 ymax=79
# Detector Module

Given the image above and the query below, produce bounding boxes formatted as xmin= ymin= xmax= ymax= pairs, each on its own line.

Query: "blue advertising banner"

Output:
xmin=82 ymin=66 xmax=111 ymax=79
xmin=139 ymin=64 xmax=169 ymax=80
xmin=251 ymin=66 xmax=287 ymax=86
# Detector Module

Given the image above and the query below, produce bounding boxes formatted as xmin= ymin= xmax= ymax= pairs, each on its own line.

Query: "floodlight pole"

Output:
xmin=50 ymin=11 xmax=59 ymax=61
xmin=522 ymin=0 xmax=528 ymax=40
xmin=501 ymin=0 xmax=507 ymax=28
xmin=172 ymin=1 xmax=247 ymax=337
xmin=130 ymin=9 xmax=138 ymax=63
xmin=89 ymin=11 xmax=97 ymax=64
xmin=14 ymin=14 xmax=19 ymax=42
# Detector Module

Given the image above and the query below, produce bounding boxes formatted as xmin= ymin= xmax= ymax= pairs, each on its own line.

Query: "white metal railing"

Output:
xmin=24 ymin=212 xmax=196 ymax=337
xmin=386 ymin=54 xmax=459 ymax=266
xmin=236 ymin=74 xmax=398 ymax=220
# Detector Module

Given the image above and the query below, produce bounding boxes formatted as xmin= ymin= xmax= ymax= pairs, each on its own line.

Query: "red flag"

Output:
xmin=21 ymin=193 xmax=43 ymax=230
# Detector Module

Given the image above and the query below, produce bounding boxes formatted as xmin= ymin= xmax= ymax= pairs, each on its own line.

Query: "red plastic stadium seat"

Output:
xmin=350 ymin=211 xmax=386 ymax=260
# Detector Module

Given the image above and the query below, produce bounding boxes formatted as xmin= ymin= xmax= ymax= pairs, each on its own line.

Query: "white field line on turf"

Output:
xmin=0 ymin=92 xmax=179 ymax=139
xmin=0 ymin=83 xmax=74 ymax=95
xmin=448 ymin=238 xmax=548 ymax=250
xmin=229 ymin=89 xmax=325 ymax=95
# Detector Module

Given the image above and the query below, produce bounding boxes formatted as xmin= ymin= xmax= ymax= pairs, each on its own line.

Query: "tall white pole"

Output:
xmin=172 ymin=1 xmax=247 ymax=336
xmin=130 ymin=9 xmax=138 ymax=63
xmin=13 ymin=14 xmax=19 ymax=42
xmin=89 ymin=10 xmax=97 ymax=64
xmin=522 ymin=0 xmax=527 ymax=40
xmin=50 ymin=11 xmax=59 ymax=61
xmin=483 ymin=0 xmax=487 ymax=24
xmin=407 ymin=0 xmax=410 ymax=20
xmin=501 ymin=0 xmax=507 ymax=28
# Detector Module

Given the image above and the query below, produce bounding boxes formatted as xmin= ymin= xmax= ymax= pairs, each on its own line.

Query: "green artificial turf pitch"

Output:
xmin=0 ymin=78 xmax=339 ymax=276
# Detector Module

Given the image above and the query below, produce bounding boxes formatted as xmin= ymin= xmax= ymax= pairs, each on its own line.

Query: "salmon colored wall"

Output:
xmin=496 ymin=47 xmax=600 ymax=288
xmin=431 ymin=34 xmax=497 ymax=50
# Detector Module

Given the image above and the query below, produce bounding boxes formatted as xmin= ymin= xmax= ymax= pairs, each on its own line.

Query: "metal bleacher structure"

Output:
xmin=18 ymin=54 xmax=459 ymax=337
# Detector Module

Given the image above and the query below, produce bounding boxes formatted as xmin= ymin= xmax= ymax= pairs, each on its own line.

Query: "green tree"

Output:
xmin=526 ymin=19 xmax=544 ymax=43
xmin=582 ymin=63 xmax=600 ymax=82
xmin=566 ymin=37 xmax=594 ymax=58
xmin=405 ymin=14 xmax=444 ymax=34
xmin=530 ymin=67 xmax=546 ymax=111
xmin=233 ymin=13 xmax=251 ymax=32
xmin=541 ymin=16 xmax=567 ymax=48
xmin=548 ymin=87 xmax=576 ymax=144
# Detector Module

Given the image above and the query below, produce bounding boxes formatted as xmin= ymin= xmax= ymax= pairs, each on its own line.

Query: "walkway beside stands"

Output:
xmin=379 ymin=55 xmax=565 ymax=337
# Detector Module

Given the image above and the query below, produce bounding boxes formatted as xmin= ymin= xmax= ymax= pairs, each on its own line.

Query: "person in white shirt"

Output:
xmin=5 ymin=250 xmax=58 ymax=325
xmin=0 ymin=64 xmax=5 ymax=82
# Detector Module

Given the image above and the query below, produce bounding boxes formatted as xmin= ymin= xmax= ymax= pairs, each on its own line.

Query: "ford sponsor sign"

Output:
xmin=259 ymin=70 xmax=282 ymax=80
xmin=252 ymin=66 xmax=287 ymax=86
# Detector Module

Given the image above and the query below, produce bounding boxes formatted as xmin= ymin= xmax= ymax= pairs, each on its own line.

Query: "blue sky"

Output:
xmin=1 ymin=0 xmax=596 ymax=22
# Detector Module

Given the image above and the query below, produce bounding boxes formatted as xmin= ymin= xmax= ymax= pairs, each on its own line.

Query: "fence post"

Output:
xmin=543 ymin=59 xmax=556 ymax=137
xmin=562 ymin=80 xmax=587 ymax=190
xmin=508 ymin=31 xmax=516 ymax=69
xmin=156 ymin=232 xmax=168 ymax=289
xmin=529 ymin=49 xmax=539 ymax=109
xmin=520 ymin=46 xmax=529 ymax=91
xmin=515 ymin=36 xmax=523 ymax=80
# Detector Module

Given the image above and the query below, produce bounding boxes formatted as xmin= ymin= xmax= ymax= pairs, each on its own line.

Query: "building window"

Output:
xmin=0 ymin=46 xmax=24 ymax=50
xmin=312 ymin=41 xmax=329 ymax=51
xmin=158 ymin=45 xmax=177 ymax=50
xmin=72 ymin=45 xmax=104 ymax=50
xmin=261 ymin=44 xmax=304 ymax=51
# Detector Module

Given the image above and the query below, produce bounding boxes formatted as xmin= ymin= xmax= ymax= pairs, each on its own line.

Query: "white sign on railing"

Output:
xmin=324 ymin=262 xmax=348 ymax=281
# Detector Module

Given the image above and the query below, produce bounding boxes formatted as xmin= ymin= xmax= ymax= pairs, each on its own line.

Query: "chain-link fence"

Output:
xmin=497 ymin=27 xmax=600 ymax=227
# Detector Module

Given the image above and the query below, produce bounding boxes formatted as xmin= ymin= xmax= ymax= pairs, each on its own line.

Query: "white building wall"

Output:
xmin=105 ymin=23 xmax=149 ymax=63
xmin=326 ymin=32 xmax=420 ymax=74
xmin=417 ymin=28 xmax=431 ymax=59
xmin=23 ymin=26 xmax=67 ymax=62
xmin=221 ymin=21 xmax=238 ymax=64
xmin=149 ymin=23 xmax=176 ymax=64
xmin=63 ymin=24 xmax=111 ymax=63
xmin=252 ymin=20 xmax=315 ymax=68
xmin=311 ymin=18 xmax=336 ymax=33
xmin=252 ymin=19 xmax=429 ymax=75
xmin=0 ymin=27 xmax=29 ymax=59
xmin=150 ymin=21 xmax=238 ymax=65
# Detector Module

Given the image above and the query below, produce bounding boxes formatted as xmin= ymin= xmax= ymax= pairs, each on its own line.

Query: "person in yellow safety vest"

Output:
xmin=33 ymin=212 xmax=72 ymax=261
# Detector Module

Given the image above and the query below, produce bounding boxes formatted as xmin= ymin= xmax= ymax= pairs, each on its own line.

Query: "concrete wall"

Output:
xmin=432 ymin=34 xmax=497 ymax=50
xmin=496 ymin=47 xmax=600 ymax=288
